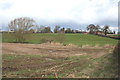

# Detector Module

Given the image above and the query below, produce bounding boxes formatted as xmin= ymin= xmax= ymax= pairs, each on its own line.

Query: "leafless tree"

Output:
xmin=8 ymin=17 xmax=37 ymax=43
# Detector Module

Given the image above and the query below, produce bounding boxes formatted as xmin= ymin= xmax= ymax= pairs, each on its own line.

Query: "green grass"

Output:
xmin=108 ymin=34 xmax=120 ymax=37
xmin=2 ymin=33 xmax=118 ymax=46
xmin=112 ymin=34 xmax=120 ymax=37
xmin=88 ymin=53 xmax=118 ymax=78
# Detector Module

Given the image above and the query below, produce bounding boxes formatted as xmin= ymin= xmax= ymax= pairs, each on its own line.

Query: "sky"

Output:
xmin=0 ymin=0 xmax=119 ymax=32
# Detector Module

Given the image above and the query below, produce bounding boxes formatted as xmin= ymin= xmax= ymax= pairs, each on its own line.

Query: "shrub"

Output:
xmin=40 ymin=36 xmax=54 ymax=43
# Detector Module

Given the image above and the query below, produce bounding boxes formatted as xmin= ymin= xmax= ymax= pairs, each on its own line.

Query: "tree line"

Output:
xmin=6 ymin=17 xmax=116 ymax=43
xmin=87 ymin=24 xmax=116 ymax=35
xmin=35 ymin=24 xmax=115 ymax=35
xmin=8 ymin=17 xmax=115 ymax=35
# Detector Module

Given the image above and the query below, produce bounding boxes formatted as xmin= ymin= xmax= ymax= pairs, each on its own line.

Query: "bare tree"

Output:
xmin=8 ymin=17 xmax=37 ymax=43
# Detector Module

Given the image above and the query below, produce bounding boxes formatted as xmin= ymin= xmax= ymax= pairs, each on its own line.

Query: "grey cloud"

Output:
xmin=0 ymin=0 xmax=118 ymax=31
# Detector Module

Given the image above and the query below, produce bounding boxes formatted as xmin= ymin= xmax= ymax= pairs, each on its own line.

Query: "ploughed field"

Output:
xmin=2 ymin=33 xmax=118 ymax=78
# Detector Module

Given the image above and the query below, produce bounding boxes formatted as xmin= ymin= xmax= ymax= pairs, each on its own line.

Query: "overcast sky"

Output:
xmin=0 ymin=0 xmax=119 ymax=32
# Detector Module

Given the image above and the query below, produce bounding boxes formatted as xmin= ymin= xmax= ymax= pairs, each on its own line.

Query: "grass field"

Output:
xmin=2 ymin=33 xmax=118 ymax=46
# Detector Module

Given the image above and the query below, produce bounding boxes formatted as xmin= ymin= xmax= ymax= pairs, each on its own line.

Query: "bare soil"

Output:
xmin=2 ymin=42 xmax=113 ymax=57
xmin=2 ymin=43 xmax=115 ymax=78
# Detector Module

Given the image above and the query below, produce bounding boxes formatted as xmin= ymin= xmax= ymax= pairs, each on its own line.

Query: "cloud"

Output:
xmin=0 ymin=0 xmax=119 ymax=31
xmin=0 ymin=1 xmax=13 ymax=10
xmin=110 ymin=26 xmax=118 ymax=30
xmin=109 ymin=26 xmax=118 ymax=33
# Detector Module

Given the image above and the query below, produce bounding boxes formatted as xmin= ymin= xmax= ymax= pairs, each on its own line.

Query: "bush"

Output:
xmin=40 ymin=36 xmax=54 ymax=43
xmin=40 ymin=38 xmax=48 ymax=43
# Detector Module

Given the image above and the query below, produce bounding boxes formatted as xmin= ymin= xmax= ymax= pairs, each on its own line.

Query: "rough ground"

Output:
xmin=2 ymin=42 xmax=113 ymax=57
xmin=2 ymin=43 xmax=116 ymax=78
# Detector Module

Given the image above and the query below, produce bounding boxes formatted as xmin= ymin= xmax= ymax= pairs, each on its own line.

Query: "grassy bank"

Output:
xmin=2 ymin=33 xmax=118 ymax=46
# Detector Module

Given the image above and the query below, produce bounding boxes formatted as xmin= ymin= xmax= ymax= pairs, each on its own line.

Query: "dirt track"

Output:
xmin=2 ymin=42 xmax=114 ymax=57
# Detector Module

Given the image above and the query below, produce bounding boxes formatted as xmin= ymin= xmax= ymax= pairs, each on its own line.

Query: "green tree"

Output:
xmin=29 ymin=29 xmax=35 ymax=33
xmin=43 ymin=26 xmax=52 ymax=33
xmin=113 ymin=30 xmax=116 ymax=34
xmin=75 ymin=30 xmax=79 ymax=33
xmin=87 ymin=24 xmax=96 ymax=34
xmin=95 ymin=25 xmax=101 ymax=34
xmin=59 ymin=27 xmax=65 ymax=33
xmin=71 ymin=30 xmax=74 ymax=33
xmin=103 ymin=25 xmax=109 ymax=35
xmin=65 ymin=28 xmax=72 ymax=33
xmin=54 ymin=25 xmax=60 ymax=33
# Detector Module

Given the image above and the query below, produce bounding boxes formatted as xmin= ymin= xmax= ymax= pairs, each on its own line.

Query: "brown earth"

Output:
xmin=2 ymin=42 xmax=113 ymax=57
xmin=2 ymin=43 xmax=116 ymax=78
